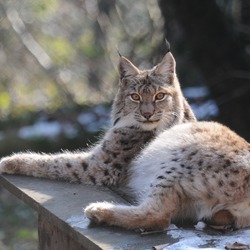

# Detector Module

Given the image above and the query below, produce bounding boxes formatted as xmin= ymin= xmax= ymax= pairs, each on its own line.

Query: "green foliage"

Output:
xmin=40 ymin=36 xmax=75 ymax=65
xmin=32 ymin=0 xmax=58 ymax=19
xmin=16 ymin=228 xmax=37 ymax=241
xmin=77 ymin=31 xmax=104 ymax=58
xmin=0 ymin=92 xmax=10 ymax=110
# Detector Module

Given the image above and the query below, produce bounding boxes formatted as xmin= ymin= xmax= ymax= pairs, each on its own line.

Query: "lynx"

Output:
xmin=1 ymin=51 xmax=249 ymax=231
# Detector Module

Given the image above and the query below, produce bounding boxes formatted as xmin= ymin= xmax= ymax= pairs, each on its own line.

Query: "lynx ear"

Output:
xmin=153 ymin=52 xmax=176 ymax=80
xmin=119 ymin=56 xmax=140 ymax=79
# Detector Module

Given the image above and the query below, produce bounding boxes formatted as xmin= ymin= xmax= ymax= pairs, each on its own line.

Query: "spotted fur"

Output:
xmin=1 ymin=52 xmax=249 ymax=231
xmin=85 ymin=122 xmax=250 ymax=230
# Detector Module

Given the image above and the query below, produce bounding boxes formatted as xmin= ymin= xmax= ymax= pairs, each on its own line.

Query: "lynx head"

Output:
xmin=111 ymin=52 xmax=193 ymax=133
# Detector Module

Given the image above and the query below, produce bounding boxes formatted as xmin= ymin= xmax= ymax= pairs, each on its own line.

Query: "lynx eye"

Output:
xmin=155 ymin=92 xmax=166 ymax=101
xmin=130 ymin=93 xmax=141 ymax=102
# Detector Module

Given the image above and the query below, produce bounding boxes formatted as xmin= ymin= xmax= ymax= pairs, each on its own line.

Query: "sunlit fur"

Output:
xmin=3 ymin=52 xmax=249 ymax=231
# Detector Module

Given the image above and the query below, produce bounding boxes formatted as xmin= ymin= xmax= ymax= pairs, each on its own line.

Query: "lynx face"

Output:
xmin=111 ymin=53 xmax=187 ymax=132
xmin=120 ymin=76 xmax=176 ymax=131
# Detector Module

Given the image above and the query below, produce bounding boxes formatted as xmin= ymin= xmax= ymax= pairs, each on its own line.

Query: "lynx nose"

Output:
xmin=143 ymin=112 xmax=153 ymax=120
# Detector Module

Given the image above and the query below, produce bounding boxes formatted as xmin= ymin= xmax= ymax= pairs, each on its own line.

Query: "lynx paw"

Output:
xmin=0 ymin=156 xmax=19 ymax=174
xmin=84 ymin=202 xmax=115 ymax=224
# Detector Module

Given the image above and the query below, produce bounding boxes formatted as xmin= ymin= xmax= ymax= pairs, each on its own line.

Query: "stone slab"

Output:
xmin=0 ymin=175 xmax=175 ymax=250
xmin=1 ymin=175 xmax=250 ymax=250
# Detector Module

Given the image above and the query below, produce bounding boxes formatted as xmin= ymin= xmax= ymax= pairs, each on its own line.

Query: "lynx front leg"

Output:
xmin=0 ymin=152 xmax=94 ymax=183
xmin=0 ymin=153 xmax=52 ymax=175
xmin=84 ymin=195 xmax=177 ymax=230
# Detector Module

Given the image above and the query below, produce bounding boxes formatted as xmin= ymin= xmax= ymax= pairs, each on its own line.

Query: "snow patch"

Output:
xmin=164 ymin=227 xmax=250 ymax=250
xmin=194 ymin=221 xmax=206 ymax=231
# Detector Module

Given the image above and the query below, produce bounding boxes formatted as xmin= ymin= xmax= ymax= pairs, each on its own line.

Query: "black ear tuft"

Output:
xmin=116 ymin=47 xmax=122 ymax=58
xmin=165 ymin=38 xmax=171 ymax=53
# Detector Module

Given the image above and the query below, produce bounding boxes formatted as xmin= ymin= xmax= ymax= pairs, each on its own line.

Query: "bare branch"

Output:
xmin=6 ymin=8 xmax=53 ymax=70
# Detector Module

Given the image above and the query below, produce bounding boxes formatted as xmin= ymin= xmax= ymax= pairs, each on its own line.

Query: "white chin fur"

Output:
xmin=114 ymin=115 xmax=159 ymax=131
xmin=113 ymin=115 xmax=139 ymax=128
xmin=113 ymin=114 xmax=164 ymax=132
xmin=139 ymin=122 xmax=158 ymax=131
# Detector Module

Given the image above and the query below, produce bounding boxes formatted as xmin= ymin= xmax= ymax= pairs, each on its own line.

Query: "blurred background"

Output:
xmin=0 ymin=0 xmax=249 ymax=249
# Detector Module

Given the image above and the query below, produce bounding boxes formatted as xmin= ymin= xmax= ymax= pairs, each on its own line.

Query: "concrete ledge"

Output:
xmin=1 ymin=175 xmax=250 ymax=250
xmin=0 ymin=175 xmax=174 ymax=250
